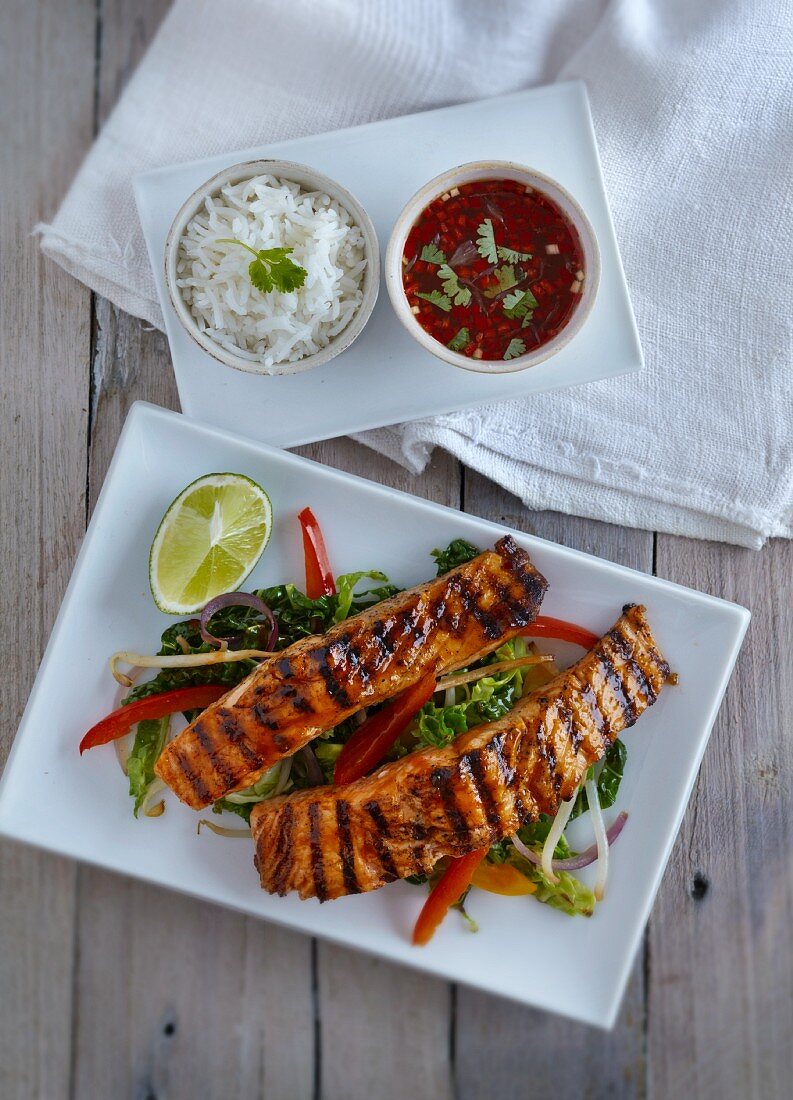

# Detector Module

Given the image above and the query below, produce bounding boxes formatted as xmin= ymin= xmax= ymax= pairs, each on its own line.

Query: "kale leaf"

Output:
xmin=568 ymin=738 xmax=627 ymax=821
xmin=430 ymin=538 xmax=480 ymax=575
xmin=124 ymin=613 xmax=263 ymax=704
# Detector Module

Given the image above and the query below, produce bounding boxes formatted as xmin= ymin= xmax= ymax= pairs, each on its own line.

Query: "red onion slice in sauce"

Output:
xmin=448 ymin=239 xmax=480 ymax=268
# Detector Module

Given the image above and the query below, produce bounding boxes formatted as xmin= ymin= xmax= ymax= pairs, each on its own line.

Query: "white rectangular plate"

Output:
xmin=134 ymin=82 xmax=642 ymax=449
xmin=0 ymin=405 xmax=748 ymax=1027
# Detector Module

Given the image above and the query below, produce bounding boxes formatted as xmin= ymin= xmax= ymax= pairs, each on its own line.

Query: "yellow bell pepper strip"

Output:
xmin=471 ymin=861 xmax=536 ymax=896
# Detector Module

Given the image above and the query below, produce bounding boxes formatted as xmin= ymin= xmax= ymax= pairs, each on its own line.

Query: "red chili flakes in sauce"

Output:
xmin=402 ymin=178 xmax=585 ymax=362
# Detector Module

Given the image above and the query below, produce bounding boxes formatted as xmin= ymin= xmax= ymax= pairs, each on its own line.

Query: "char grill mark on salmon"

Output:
xmin=250 ymin=605 xmax=670 ymax=901
xmin=156 ymin=537 xmax=548 ymax=809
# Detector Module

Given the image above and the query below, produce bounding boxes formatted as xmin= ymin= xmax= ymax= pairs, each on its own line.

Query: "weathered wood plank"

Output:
xmin=88 ymin=297 xmax=177 ymax=508
xmin=298 ymin=439 xmax=459 ymax=1100
xmin=648 ymin=535 xmax=793 ymax=1100
xmin=317 ymin=949 xmax=454 ymax=1100
xmin=72 ymin=4 xmax=313 ymax=1099
xmin=72 ymin=871 xmax=316 ymax=1100
xmin=454 ymin=472 xmax=653 ymax=1098
xmin=0 ymin=2 xmax=95 ymax=1098
xmin=87 ymin=0 xmax=178 ymax=506
xmin=456 ymin=964 xmax=647 ymax=1100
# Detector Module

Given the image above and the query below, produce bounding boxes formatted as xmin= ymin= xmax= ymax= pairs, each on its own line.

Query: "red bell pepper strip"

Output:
xmin=298 ymin=507 xmax=336 ymax=599
xmin=524 ymin=615 xmax=599 ymax=651
xmin=79 ymin=684 xmax=228 ymax=754
xmin=412 ymin=849 xmax=489 ymax=946
xmin=334 ymin=671 xmax=437 ymax=786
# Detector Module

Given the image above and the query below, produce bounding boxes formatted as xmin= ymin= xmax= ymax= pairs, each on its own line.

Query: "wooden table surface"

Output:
xmin=2 ymin=2 xmax=791 ymax=1098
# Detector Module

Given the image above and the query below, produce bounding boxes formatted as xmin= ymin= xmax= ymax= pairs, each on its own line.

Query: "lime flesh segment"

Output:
xmin=149 ymin=473 xmax=272 ymax=614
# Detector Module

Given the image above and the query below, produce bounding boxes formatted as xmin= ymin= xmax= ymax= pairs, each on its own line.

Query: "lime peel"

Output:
xmin=149 ymin=473 xmax=272 ymax=615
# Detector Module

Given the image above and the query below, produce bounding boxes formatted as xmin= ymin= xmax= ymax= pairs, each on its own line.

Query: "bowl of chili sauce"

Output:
xmin=386 ymin=162 xmax=600 ymax=373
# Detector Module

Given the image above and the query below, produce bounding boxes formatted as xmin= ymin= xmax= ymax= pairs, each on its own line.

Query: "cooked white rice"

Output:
xmin=176 ymin=175 xmax=367 ymax=368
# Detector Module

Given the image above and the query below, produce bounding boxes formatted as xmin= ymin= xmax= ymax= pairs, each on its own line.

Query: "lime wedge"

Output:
xmin=149 ymin=473 xmax=272 ymax=614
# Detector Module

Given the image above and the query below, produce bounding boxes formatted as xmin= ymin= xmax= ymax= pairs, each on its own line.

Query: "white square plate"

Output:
xmin=134 ymin=82 xmax=643 ymax=449
xmin=0 ymin=404 xmax=748 ymax=1027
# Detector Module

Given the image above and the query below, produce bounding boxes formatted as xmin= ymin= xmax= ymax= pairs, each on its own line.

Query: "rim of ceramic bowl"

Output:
xmin=385 ymin=160 xmax=600 ymax=375
xmin=164 ymin=159 xmax=380 ymax=377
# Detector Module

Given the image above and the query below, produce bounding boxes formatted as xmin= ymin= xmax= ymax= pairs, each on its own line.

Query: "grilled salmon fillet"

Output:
xmin=250 ymin=604 xmax=670 ymax=901
xmin=156 ymin=536 xmax=548 ymax=809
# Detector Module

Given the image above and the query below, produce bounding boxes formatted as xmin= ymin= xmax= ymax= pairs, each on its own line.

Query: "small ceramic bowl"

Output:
xmin=165 ymin=159 xmax=380 ymax=377
xmin=385 ymin=161 xmax=600 ymax=374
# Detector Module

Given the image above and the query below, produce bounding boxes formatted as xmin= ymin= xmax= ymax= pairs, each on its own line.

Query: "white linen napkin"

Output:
xmin=37 ymin=0 xmax=793 ymax=548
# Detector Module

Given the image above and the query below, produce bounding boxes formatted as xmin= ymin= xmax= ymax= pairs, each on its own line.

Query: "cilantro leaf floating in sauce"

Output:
xmin=447 ymin=327 xmax=471 ymax=352
xmin=402 ymin=179 xmax=585 ymax=362
xmin=416 ymin=288 xmax=452 ymax=312
xmin=420 ymin=242 xmax=446 ymax=265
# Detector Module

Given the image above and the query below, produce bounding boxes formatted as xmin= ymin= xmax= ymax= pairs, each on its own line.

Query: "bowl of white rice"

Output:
xmin=165 ymin=160 xmax=379 ymax=376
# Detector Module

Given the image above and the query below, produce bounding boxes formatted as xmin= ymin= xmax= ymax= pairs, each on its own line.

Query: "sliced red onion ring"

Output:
xmin=458 ymin=277 xmax=487 ymax=313
xmin=512 ymin=812 xmax=628 ymax=872
xmin=448 ymin=239 xmax=480 ymax=267
xmin=299 ymin=745 xmax=325 ymax=787
xmin=483 ymin=196 xmax=506 ymax=225
xmin=200 ymin=592 xmax=277 ymax=651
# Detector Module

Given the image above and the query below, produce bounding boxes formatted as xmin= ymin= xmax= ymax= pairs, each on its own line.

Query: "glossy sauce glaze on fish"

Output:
xmin=156 ymin=536 xmax=548 ymax=809
xmin=250 ymin=605 xmax=670 ymax=901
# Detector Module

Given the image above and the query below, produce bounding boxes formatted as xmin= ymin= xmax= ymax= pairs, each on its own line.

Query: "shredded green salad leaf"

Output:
xmin=412 ymin=638 xmax=529 ymax=751
xmin=127 ymin=716 xmax=169 ymax=817
xmin=488 ymin=823 xmax=596 ymax=916
xmin=213 ymin=762 xmax=287 ymax=823
xmin=332 ymin=571 xmax=392 ymax=623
